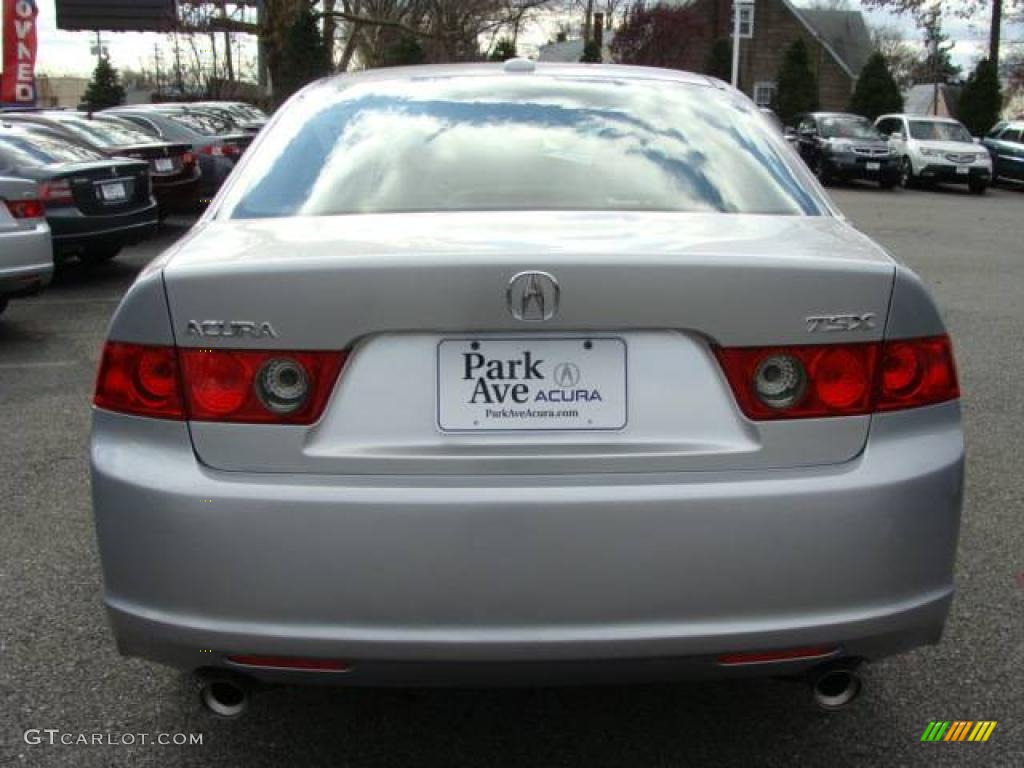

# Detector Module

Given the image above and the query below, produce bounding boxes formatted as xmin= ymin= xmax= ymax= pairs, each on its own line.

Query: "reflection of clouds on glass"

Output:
xmin=224 ymin=76 xmax=823 ymax=219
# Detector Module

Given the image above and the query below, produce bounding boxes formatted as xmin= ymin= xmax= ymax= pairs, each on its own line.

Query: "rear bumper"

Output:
xmin=91 ymin=403 xmax=964 ymax=685
xmin=0 ymin=224 xmax=53 ymax=296
xmin=153 ymin=173 xmax=202 ymax=208
xmin=49 ymin=203 xmax=159 ymax=251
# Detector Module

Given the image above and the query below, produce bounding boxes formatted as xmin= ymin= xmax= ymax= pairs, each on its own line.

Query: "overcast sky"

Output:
xmin=20 ymin=0 xmax=1012 ymax=79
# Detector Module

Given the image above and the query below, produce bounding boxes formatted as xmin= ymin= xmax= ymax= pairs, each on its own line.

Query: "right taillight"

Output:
xmin=4 ymin=199 xmax=45 ymax=219
xmin=875 ymin=335 xmax=959 ymax=411
xmin=715 ymin=336 xmax=958 ymax=420
xmin=93 ymin=343 xmax=347 ymax=424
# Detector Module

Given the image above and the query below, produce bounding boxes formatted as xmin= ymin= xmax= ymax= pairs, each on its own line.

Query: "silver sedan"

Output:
xmin=0 ymin=176 xmax=52 ymax=316
xmin=90 ymin=62 xmax=963 ymax=716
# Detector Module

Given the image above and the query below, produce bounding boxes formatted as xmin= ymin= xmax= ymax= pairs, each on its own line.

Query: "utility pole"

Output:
xmin=989 ymin=0 xmax=1002 ymax=67
xmin=153 ymin=44 xmax=163 ymax=97
xmin=90 ymin=30 xmax=108 ymax=64
xmin=731 ymin=2 xmax=742 ymax=88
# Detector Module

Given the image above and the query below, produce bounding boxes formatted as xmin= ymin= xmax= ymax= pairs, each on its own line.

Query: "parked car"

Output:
xmin=0 ymin=111 xmax=201 ymax=213
xmin=982 ymin=120 xmax=1024 ymax=185
xmin=0 ymin=175 xmax=52 ymax=315
xmin=789 ymin=112 xmax=898 ymax=188
xmin=875 ymin=114 xmax=992 ymax=194
xmin=0 ymin=125 xmax=158 ymax=263
xmin=100 ymin=106 xmax=253 ymax=201
xmin=190 ymin=101 xmax=268 ymax=134
xmin=91 ymin=62 xmax=963 ymax=717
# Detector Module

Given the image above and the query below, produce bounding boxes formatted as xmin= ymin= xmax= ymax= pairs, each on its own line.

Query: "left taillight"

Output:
xmin=4 ymin=199 xmax=45 ymax=219
xmin=714 ymin=336 xmax=959 ymax=420
xmin=93 ymin=343 xmax=347 ymax=424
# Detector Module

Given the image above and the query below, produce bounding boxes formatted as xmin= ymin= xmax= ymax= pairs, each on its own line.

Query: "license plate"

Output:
xmin=154 ymin=157 xmax=174 ymax=173
xmin=956 ymin=166 xmax=969 ymax=175
xmin=437 ymin=337 xmax=627 ymax=432
xmin=99 ymin=182 xmax=127 ymax=201
xmin=866 ymin=162 xmax=880 ymax=171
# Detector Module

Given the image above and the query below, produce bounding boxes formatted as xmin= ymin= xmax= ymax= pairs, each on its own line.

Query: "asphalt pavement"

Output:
xmin=1 ymin=184 xmax=1022 ymax=767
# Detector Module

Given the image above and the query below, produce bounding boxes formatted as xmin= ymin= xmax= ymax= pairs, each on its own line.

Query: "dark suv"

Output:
xmin=789 ymin=113 xmax=899 ymax=188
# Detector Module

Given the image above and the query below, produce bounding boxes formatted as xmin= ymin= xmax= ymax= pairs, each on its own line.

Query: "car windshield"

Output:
xmin=50 ymin=116 xmax=157 ymax=148
xmin=221 ymin=76 xmax=821 ymax=219
xmin=0 ymin=131 xmax=104 ymax=165
xmin=819 ymin=117 xmax=880 ymax=140
xmin=909 ymin=120 xmax=973 ymax=142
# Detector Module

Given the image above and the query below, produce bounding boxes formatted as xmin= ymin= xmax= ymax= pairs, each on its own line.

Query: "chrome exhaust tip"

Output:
xmin=810 ymin=665 xmax=862 ymax=711
xmin=199 ymin=677 xmax=249 ymax=718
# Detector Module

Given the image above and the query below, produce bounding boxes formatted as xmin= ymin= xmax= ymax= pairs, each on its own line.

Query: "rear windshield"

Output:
xmin=0 ymin=132 xmax=104 ymax=166
xmin=50 ymin=116 xmax=157 ymax=148
xmin=168 ymin=112 xmax=230 ymax=136
xmin=820 ymin=116 xmax=880 ymax=140
xmin=221 ymin=76 xmax=822 ymax=219
xmin=909 ymin=120 xmax=972 ymax=142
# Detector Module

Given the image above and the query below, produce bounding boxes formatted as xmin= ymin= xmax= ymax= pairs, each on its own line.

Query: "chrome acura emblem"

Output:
xmin=507 ymin=271 xmax=559 ymax=322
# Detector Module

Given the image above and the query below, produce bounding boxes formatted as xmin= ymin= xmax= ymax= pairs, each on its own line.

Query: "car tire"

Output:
xmin=899 ymin=157 xmax=916 ymax=188
xmin=969 ymin=180 xmax=988 ymax=195
xmin=80 ymin=244 xmax=123 ymax=265
xmin=813 ymin=155 xmax=831 ymax=185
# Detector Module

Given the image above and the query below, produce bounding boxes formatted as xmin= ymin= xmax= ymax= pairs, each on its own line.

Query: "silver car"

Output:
xmin=90 ymin=63 xmax=964 ymax=716
xmin=0 ymin=176 xmax=52 ymax=316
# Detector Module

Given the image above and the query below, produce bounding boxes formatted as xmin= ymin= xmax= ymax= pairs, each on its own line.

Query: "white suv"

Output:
xmin=875 ymin=114 xmax=992 ymax=194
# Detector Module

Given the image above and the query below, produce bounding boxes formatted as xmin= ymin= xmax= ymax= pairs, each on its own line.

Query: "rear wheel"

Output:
xmin=80 ymin=243 xmax=123 ymax=265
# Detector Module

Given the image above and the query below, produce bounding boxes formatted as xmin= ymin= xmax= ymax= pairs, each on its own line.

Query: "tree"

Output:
xmin=849 ymin=52 xmax=904 ymax=119
xmin=82 ymin=57 xmax=126 ymax=111
xmin=580 ymin=39 xmax=602 ymax=62
xmin=775 ymin=39 xmax=818 ymax=121
xmin=277 ymin=3 xmax=329 ymax=100
xmin=703 ymin=38 xmax=732 ymax=81
xmin=610 ymin=4 xmax=708 ymax=69
xmin=860 ymin=0 xmax=1022 ymax=68
xmin=871 ymin=24 xmax=921 ymax=90
xmin=958 ymin=58 xmax=1003 ymax=135
xmin=490 ymin=37 xmax=517 ymax=61
xmin=910 ymin=9 xmax=961 ymax=85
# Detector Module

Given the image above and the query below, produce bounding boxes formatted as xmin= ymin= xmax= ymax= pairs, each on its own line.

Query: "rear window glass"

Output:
xmin=221 ymin=76 xmax=822 ymax=219
xmin=167 ymin=112 xmax=229 ymax=136
xmin=0 ymin=132 xmax=104 ymax=165
xmin=50 ymin=116 xmax=157 ymax=148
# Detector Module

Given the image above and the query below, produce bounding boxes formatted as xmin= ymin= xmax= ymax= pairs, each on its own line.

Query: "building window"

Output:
xmin=754 ymin=81 xmax=777 ymax=108
xmin=731 ymin=3 xmax=755 ymax=39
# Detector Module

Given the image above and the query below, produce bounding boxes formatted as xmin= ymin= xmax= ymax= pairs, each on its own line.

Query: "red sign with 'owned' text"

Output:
xmin=1 ymin=0 xmax=38 ymax=104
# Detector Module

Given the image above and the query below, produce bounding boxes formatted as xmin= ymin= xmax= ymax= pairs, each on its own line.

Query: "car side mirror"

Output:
xmin=890 ymin=131 xmax=905 ymax=141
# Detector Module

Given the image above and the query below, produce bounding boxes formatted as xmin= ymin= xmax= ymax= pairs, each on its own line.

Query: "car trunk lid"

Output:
xmin=162 ymin=211 xmax=895 ymax=475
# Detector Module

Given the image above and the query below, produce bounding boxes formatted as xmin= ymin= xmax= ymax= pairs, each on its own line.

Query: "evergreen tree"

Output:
xmin=381 ymin=35 xmax=426 ymax=67
xmin=849 ymin=52 xmax=903 ymax=119
xmin=277 ymin=4 xmax=329 ymax=100
xmin=958 ymin=58 xmax=1003 ymax=135
xmin=775 ymin=39 xmax=819 ymax=122
xmin=490 ymin=38 xmax=517 ymax=62
xmin=580 ymin=39 xmax=602 ymax=63
xmin=82 ymin=57 xmax=126 ymax=111
xmin=703 ymin=38 xmax=732 ymax=81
